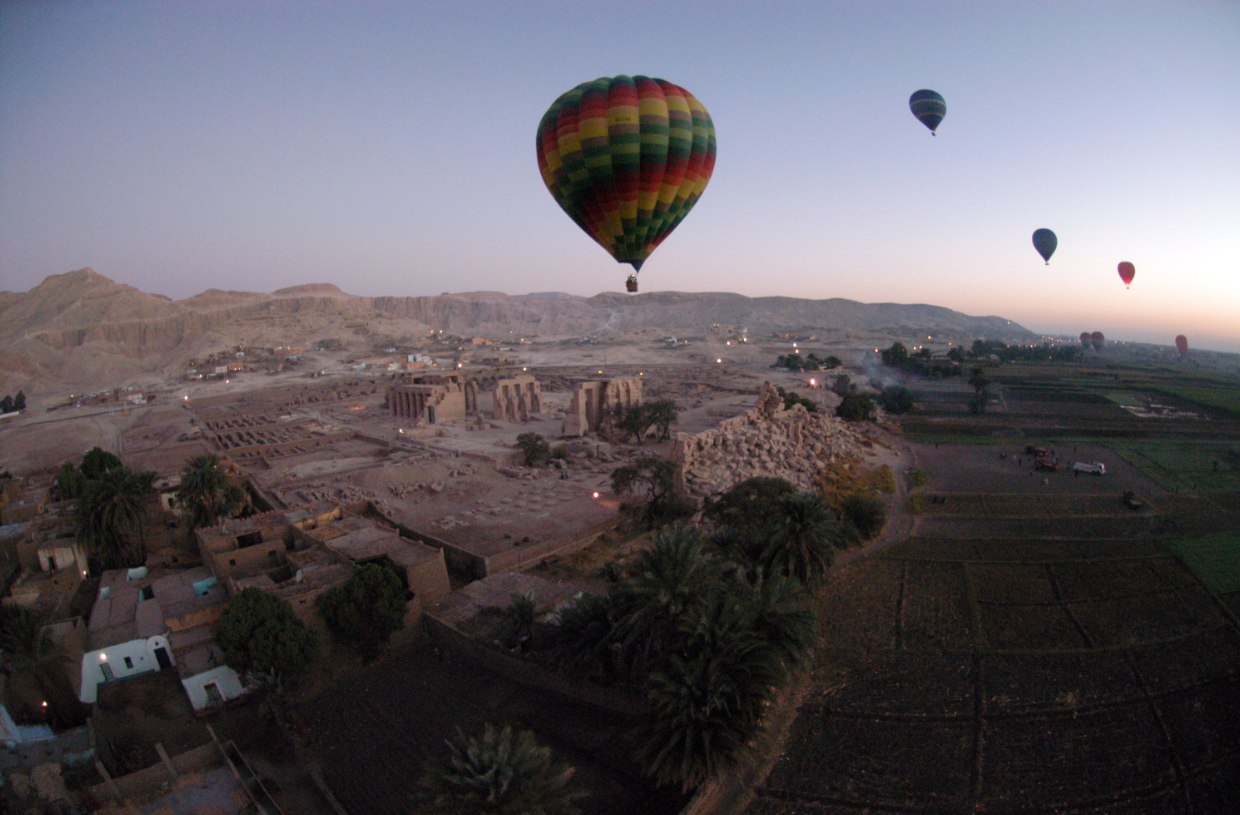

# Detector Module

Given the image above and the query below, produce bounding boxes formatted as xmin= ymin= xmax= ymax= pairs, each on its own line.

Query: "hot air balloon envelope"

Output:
xmin=1091 ymin=331 xmax=1106 ymax=352
xmin=909 ymin=89 xmax=946 ymax=134
xmin=1118 ymin=262 xmax=1135 ymax=288
xmin=1175 ymin=335 xmax=1188 ymax=356
xmin=536 ymin=75 xmax=716 ymax=291
xmin=1079 ymin=332 xmax=1091 ymax=349
xmin=1033 ymin=229 xmax=1057 ymax=264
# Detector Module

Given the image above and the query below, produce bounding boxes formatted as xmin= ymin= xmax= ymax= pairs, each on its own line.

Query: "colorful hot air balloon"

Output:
xmin=1032 ymin=229 xmax=1057 ymax=264
xmin=1175 ymin=335 xmax=1189 ymax=357
xmin=1091 ymin=331 xmax=1106 ymax=352
xmin=1079 ymin=332 xmax=1091 ymax=349
xmin=909 ymin=89 xmax=946 ymax=135
xmin=1118 ymin=261 xmax=1135 ymax=288
xmin=536 ymin=75 xmax=716 ymax=293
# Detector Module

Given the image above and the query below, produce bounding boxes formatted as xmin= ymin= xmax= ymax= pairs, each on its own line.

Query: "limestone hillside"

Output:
xmin=1 ymin=268 xmax=1037 ymax=393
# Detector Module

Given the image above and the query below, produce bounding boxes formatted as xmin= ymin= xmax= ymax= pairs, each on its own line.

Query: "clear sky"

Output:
xmin=2 ymin=1 xmax=1237 ymax=352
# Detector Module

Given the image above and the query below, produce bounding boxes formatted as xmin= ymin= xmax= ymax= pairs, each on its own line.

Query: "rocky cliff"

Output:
xmin=0 ymin=269 xmax=1038 ymax=393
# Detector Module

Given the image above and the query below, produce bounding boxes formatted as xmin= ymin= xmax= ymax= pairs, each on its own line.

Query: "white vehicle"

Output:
xmin=1072 ymin=462 xmax=1106 ymax=475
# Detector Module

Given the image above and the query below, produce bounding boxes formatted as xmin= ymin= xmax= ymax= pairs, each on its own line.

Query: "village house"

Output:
xmin=76 ymin=566 xmax=248 ymax=710
xmin=294 ymin=506 xmax=450 ymax=629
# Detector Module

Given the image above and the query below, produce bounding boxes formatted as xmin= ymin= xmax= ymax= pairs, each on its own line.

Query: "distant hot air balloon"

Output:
xmin=1175 ymin=335 xmax=1189 ymax=357
xmin=1117 ymin=261 xmax=1135 ymax=288
xmin=1032 ymin=229 xmax=1057 ymax=264
xmin=1091 ymin=331 xmax=1106 ymax=352
xmin=909 ymin=89 xmax=946 ymax=135
xmin=1079 ymin=332 xmax=1091 ymax=349
xmin=536 ymin=75 xmax=716 ymax=293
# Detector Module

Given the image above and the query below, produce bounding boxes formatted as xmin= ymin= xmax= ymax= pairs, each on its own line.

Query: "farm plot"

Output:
xmin=1167 ymin=532 xmax=1240 ymax=594
xmin=980 ymin=650 xmax=1145 ymax=714
xmin=978 ymin=706 xmax=1178 ymax=812
xmin=750 ymin=432 xmax=1240 ymax=814
xmin=763 ymin=714 xmax=973 ymax=810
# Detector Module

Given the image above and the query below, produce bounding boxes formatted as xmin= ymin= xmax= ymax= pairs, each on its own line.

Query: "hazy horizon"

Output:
xmin=2 ymin=2 xmax=1237 ymax=352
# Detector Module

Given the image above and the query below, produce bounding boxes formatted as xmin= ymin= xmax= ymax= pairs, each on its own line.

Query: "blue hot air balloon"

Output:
xmin=909 ymin=89 xmax=946 ymax=135
xmin=1032 ymin=229 xmax=1057 ymax=264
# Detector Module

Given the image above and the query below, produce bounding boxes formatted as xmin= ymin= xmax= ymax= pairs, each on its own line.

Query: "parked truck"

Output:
xmin=1072 ymin=462 xmax=1106 ymax=475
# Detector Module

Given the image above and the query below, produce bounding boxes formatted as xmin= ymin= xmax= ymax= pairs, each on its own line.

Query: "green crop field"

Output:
xmin=1107 ymin=440 xmax=1240 ymax=493
xmin=1166 ymin=533 xmax=1240 ymax=594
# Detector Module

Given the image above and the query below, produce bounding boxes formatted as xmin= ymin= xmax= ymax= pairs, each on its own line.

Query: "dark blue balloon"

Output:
xmin=1032 ymin=228 xmax=1057 ymax=264
xmin=909 ymin=89 xmax=946 ymax=134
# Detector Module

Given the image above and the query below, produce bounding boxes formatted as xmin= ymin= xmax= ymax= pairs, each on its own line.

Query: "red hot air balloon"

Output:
xmin=1175 ymin=335 xmax=1189 ymax=357
xmin=1091 ymin=331 xmax=1106 ymax=352
xmin=1118 ymin=262 xmax=1135 ymax=288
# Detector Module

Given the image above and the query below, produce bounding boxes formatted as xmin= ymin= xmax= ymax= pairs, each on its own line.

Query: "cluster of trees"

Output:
xmin=538 ymin=477 xmax=868 ymax=790
xmin=772 ymin=352 xmax=841 ymax=372
xmin=879 ymin=343 xmax=961 ymax=379
xmin=52 ymin=448 xmax=158 ymax=570
xmin=967 ymin=339 xmax=1079 ymax=362
xmin=777 ymin=386 xmax=818 ymax=413
xmin=612 ymin=398 xmax=678 ymax=444
xmin=52 ymin=449 xmax=254 ymax=572
xmin=1 ymin=390 xmax=26 ymax=414
xmin=968 ymin=366 xmax=991 ymax=414
xmin=836 ymin=392 xmax=876 ymax=421
xmin=215 ymin=563 xmax=409 ymax=695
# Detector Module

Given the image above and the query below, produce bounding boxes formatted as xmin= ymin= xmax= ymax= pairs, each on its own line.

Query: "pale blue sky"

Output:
xmin=2 ymin=1 xmax=1237 ymax=351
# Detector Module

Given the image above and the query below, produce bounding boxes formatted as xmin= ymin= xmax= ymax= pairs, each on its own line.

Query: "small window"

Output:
xmin=124 ymin=657 xmax=134 ymax=669
xmin=229 ymin=559 xmax=236 ymax=566
xmin=138 ymin=586 xmax=154 ymax=601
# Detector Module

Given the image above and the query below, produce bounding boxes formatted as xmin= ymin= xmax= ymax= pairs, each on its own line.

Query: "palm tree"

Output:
xmin=732 ymin=570 xmax=816 ymax=683
xmin=634 ymin=591 xmax=780 ymax=791
xmin=761 ymin=492 xmax=841 ymax=587
xmin=609 ymin=526 xmax=720 ymax=677
xmin=0 ymin=607 xmax=85 ymax=728
xmin=75 ymin=466 xmax=155 ymax=569
xmin=177 ymin=454 xmax=248 ymax=529
xmin=420 ymin=723 xmax=583 ymax=815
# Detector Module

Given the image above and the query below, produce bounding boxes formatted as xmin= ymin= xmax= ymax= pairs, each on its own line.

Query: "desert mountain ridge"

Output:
xmin=1 ymin=268 xmax=1037 ymax=394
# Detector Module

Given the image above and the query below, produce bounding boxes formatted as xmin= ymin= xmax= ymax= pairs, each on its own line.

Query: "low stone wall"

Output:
xmin=85 ymin=741 xmax=219 ymax=803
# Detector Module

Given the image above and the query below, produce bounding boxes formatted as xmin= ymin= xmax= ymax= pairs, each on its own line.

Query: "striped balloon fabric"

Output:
xmin=909 ymin=89 xmax=946 ymax=134
xmin=536 ymin=76 xmax=716 ymax=283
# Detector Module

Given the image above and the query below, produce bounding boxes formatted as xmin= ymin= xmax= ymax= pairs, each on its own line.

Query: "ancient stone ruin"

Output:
xmin=491 ymin=375 xmax=542 ymax=422
xmin=562 ymin=377 xmax=643 ymax=437
xmin=387 ymin=373 xmax=476 ymax=425
xmin=672 ymin=381 xmax=865 ymax=500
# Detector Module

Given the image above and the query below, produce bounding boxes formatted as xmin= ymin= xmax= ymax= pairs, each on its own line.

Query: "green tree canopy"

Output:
xmin=75 ymin=466 xmax=156 ymax=569
xmin=611 ymin=456 xmax=683 ymax=527
xmin=215 ymin=588 xmax=320 ymax=689
xmin=80 ymin=447 xmax=124 ymax=480
xmin=176 ymin=454 xmax=249 ymax=529
xmin=516 ymin=433 xmax=551 ymax=466
xmin=703 ymin=477 xmax=798 ymax=537
xmin=835 ymin=392 xmax=875 ymax=422
xmin=878 ymin=386 xmax=915 ymax=415
xmin=316 ymin=563 xmax=407 ymax=662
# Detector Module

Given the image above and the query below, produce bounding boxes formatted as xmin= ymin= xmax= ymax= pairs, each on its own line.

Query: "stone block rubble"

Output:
xmin=673 ymin=381 xmax=867 ymax=500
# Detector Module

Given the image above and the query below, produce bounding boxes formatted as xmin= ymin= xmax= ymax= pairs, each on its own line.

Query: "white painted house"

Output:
xmin=78 ymin=566 xmax=249 ymax=710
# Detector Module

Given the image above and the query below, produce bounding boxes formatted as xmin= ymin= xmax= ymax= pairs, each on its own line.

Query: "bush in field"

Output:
xmin=836 ymin=392 xmax=875 ymax=421
xmin=516 ymin=433 xmax=551 ymax=466
xmin=839 ymin=493 xmax=886 ymax=540
xmin=879 ymin=386 xmax=915 ymax=415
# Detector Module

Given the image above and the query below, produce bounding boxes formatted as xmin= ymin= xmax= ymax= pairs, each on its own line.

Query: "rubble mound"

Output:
xmin=673 ymin=381 xmax=866 ymax=499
